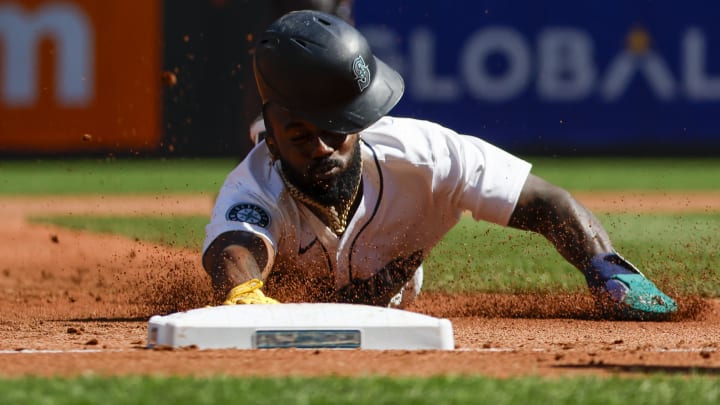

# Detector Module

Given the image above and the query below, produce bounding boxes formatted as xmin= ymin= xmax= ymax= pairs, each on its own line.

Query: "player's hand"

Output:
xmin=584 ymin=252 xmax=676 ymax=319
xmin=223 ymin=278 xmax=280 ymax=305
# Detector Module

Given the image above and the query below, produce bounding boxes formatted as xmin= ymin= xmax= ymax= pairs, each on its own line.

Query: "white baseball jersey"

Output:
xmin=203 ymin=116 xmax=532 ymax=306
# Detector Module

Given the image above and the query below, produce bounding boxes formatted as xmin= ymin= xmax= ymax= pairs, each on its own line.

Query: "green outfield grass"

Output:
xmin=2 ymin=157 xmax=720 ymax=194
xmin=31 ymin=215 xmax=209 ymax=251
xmin=0 ymin=158 xmax=236 ymax=194
xmin=2 ymin=375 xmax=719 ymax=405
xmin=529 ymin=157 xmax=720 ymax=191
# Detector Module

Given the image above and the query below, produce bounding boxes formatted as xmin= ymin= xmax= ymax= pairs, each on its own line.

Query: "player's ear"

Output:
xmin=264 ymin=128 xmax=279 ymax=161
xmin=260 ymin=104 xmax=280 ymax=160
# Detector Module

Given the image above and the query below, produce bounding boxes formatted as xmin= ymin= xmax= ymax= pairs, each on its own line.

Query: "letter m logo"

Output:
xmin=0 ymin=3 xmax=94 ymax=107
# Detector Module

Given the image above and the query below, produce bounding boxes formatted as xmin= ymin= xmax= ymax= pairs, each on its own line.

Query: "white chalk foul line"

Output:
xmin=456 ymin=347 xmax=718 ymax=353
xmin=0 ymin=347 xmax=716 ymax=355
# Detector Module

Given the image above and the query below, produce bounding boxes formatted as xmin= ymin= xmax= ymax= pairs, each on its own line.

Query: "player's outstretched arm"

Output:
xmin=202 ymin=231 xmax=278 ymax=304
xmin=507 ymin=174 xmax=677 ymax=319
xmin=507 ymin=174 xmax=612 ymax=270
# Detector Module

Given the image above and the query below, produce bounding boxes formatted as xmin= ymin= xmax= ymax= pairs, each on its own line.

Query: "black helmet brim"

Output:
xmin=295 ymin=56 xmax=404 ymax=134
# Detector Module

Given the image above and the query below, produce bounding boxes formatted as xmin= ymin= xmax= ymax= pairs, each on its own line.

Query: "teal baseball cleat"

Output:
xmin=585 ymin=253 xmax=678 ymax=320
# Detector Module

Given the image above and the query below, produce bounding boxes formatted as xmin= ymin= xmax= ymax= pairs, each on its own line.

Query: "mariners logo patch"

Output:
xmin=352 ymin=55 xmax=370 ymax=92
xmin=226 ymin=203 xmax=270 ymax=228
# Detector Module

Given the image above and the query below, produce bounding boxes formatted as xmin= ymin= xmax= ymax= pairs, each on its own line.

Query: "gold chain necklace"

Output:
xmin=277 ymin=159 xmax=363 ymax=235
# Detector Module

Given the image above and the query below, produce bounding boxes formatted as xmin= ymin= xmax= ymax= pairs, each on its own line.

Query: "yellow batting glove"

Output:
xmin=223 ymin=279 xmax=280 ymax=305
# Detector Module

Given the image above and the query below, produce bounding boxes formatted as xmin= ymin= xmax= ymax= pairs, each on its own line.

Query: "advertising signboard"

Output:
xmin=0 ymin=1 xmax=161 ymax=153
xmin=355 ymin=1 xmax=720 ymax=154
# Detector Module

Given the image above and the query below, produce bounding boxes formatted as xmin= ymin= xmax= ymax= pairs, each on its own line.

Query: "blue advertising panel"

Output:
xmin=354 ymin=1 xmax=720 ymax=154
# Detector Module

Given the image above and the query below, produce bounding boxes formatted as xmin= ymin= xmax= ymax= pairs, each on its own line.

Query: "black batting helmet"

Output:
xmin=253 ymin=10 xmax=404 ymax=134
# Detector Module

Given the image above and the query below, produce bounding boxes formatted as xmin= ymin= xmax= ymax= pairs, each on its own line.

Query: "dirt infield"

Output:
xmin=1 ymin=193 xmax=719 ymax=378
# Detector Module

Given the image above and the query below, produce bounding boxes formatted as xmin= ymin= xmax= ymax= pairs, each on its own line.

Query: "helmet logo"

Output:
xmin=352 ymin=55 xmax=371 ymax=92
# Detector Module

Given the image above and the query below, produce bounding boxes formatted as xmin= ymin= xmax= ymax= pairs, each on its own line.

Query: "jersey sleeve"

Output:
xmin=202 ymin=176 xmax=281 ymax=279
xmin=451 ymin=135 xmax=532 ymax=225
xmin=372 ymin=117 xmax=531 ymax=226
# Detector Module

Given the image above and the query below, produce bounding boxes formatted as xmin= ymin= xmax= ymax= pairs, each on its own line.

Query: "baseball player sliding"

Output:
xmin=202 ymin=10 xmax=677 ymax=319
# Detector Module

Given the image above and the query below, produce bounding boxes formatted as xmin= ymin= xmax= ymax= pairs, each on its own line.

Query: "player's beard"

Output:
xmin=279 ymin=139 xmax=362 ymax=209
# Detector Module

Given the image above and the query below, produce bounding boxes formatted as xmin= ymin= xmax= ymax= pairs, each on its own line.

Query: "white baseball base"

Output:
xmin=147 ymin=303 xmax=454 ymax=350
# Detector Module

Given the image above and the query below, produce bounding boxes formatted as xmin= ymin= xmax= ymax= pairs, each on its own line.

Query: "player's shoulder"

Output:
xmin=361 ymin=116 xmax=458 ymax=164
xmin=364 ymin=116 xmax=451 ymax=139
xmin=222 ymin=143 xmax=283 ymax=197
